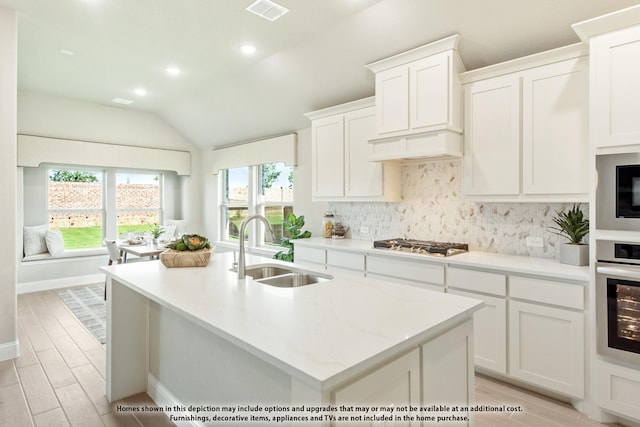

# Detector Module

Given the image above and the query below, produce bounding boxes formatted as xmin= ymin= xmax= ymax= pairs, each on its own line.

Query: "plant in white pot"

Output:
xmin=550 ymin=204 xmax=589 ymax=266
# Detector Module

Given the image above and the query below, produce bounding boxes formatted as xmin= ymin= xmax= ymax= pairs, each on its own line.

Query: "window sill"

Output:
xmin=22 ymin=248 xmax=107 ymax=263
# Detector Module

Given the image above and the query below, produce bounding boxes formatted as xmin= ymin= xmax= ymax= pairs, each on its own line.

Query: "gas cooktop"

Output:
xmin=373 ymin=238 xmax=469 ymax=257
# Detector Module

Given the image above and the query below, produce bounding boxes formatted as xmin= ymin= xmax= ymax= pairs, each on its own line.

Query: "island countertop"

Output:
xmin=101 ymin=251 xmax=482 ymax=390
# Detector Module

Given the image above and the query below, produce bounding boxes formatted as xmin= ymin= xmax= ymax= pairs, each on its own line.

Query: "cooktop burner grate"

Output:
xmin=373 ymin=238 xmax=469 ymax=257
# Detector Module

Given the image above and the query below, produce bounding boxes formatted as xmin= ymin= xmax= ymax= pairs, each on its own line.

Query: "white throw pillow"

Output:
xmin=23 ymin=225 xmax=49 ymax=256
xmin=164 ymin=219 xmax=187 ymax=237
xmin=45 ymin=230 xmax=65 ymax=257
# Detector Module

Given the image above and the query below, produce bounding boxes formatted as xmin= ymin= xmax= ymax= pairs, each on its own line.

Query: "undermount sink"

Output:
xmin=235 ymin=263 xmax=333 ymax=288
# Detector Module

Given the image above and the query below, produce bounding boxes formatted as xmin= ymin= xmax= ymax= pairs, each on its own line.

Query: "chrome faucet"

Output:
xmin=237 ymin=214 xmax=275 ymax=279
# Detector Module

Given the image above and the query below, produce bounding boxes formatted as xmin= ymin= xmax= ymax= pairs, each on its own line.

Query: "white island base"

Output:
xmin=104 ymin=252 xmax=482 ymax=426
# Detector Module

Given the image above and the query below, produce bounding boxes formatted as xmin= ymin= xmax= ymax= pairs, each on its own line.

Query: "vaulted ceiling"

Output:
xmin=2 ymin=0 xmax=639 ymax=149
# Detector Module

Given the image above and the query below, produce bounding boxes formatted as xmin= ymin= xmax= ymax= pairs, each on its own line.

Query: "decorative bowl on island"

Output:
xmin=159 ymin=234 xmax=213 ymax=268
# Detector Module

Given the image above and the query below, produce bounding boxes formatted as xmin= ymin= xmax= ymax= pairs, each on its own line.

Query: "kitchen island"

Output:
xmin=102 ymin=251 xmax=482 ymax=426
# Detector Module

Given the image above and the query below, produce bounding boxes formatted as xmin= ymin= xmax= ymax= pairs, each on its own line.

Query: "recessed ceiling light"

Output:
xmin=166 ymin=66 xmax=181 ymax=76
xmin=245 ymin=0 xmax=289 ymax=21
xmin=134 ymin=88 xmax=147 ymax=96
xmin=111 ymin=97 xmax=134 ymax=105
xmin=241 ymin=44 xmax=256 ymax=55
xmin=59 ymin=49 xmax=75 ymax=56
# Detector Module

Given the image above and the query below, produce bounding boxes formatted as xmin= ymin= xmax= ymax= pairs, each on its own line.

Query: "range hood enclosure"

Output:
xmin=369 ymin=131 xmax=462 ymax=163
xmin=365 ymin=35 xmax=465 ymax=162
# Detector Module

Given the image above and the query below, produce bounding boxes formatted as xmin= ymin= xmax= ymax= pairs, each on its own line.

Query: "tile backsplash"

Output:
xmin=328 ymin=160 xmax=586 ymax=259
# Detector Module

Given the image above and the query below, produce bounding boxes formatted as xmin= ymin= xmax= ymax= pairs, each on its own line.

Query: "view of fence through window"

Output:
xmin=48 ymin=169 xmax=104 ymax=249
xmin=116 ymin=172 xmax=161 ymax=235
xmin=223 ymin=163 xmax=293 ymax=245
xmin=48 ymin=170 xmax=161 ymax=250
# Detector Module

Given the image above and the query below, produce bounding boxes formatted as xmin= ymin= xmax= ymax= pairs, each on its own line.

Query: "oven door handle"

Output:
xmin=597 ymin=265 xmax=640 ymax=279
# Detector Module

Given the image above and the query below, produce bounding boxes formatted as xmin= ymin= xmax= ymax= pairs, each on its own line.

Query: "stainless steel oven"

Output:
xmin=597 ymin=152 xmax=640 ymax=231
xmin=596 ymin=240 xmax=640 ymax=366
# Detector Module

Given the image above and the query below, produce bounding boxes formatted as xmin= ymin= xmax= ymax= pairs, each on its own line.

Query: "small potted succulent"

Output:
xmin=160 ymin=234 xmax=213 ymax=267
xmin=550 ymin=204 xmax=589 ymax=266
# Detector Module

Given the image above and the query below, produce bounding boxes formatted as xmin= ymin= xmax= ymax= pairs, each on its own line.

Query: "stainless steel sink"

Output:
xmin=236 ymin=263 xmax=333 ymax=288
xmin=243 ymin=265 xmax=293 ymax=280
xmin=258 ymin=272 xmax=332 ymax=288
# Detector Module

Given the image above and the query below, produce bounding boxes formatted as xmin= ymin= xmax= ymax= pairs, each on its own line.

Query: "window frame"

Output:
xmin=46 ymin=165 xmax=167 ymax=250
xmin=219 ymin=163 xmax=293 ymax=252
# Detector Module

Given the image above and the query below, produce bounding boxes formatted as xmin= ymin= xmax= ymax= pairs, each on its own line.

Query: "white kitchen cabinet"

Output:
xmin=509 ymin=300 xmax=585 ymax=398
xmin=326 ymin=249 xmax=365 ymax=276
xmin=595 ymin=359 xmax=640 ymax=421
xmin=463 ymin=74 xmax=521 ymax=197
xmin=306 ymin=98 xmax=401 ymax=202
xmin=447 ymin=267 xmax=507 ymax=374
xmin=294 ymin=245 xmax=325 ymax=267
xmin=365 ymin=35 xmax=464 ymax=162
xmin=374 ymin=51 xmax=459 ymax=136
xmin=366 ymin=254 xmax=445 ymax=292
xmin=422 ymin=319 xmax=474 ymax=426
xmin=461 ymin=44 xmax=589 ymax=201
xmin=590 ymin=25 xmax=640 ymax=149
xmin=332 ymin=348 xmax=421 ymax=427
xmin=521 ymin=57 xmax=589 ymax=195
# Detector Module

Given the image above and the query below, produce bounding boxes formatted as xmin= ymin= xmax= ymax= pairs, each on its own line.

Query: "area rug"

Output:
xmin=57 ymin=285 xmax=106 ymax=344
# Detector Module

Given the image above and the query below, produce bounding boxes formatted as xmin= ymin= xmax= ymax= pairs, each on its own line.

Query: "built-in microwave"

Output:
xmin=596 ymin=152 xmax=640 ymax=231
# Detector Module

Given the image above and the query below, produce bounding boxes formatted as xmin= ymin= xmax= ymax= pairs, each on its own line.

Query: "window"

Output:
xmin=220 ymin=162 xmax=293 ymax=248
xmin=116 ymin=172 xmax=162 ymax=235
xmin=48 ymin=169 xmax=104 ymax=249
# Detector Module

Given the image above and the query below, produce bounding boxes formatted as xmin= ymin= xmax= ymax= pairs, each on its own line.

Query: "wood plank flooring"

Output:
xmin=0 ymin=287 xmax=626 ymax=426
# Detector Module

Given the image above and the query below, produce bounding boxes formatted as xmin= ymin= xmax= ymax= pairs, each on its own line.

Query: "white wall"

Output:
xmin=0 ymin=7 xmax=18 ymax=361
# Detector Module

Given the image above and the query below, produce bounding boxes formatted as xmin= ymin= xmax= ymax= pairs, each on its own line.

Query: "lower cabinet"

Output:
xmin=327 ymin=249 xmax=366 ymax=276
xmin=509 ymin=300 xmax=585 ymax=398
xmin=332 ymin=319 xmax=473 ymax=427
xmin=366 ymin=254 xmax=445 ymax=292
xmin=595 ymin=359 xmax=640 ymax=421
xmin=295 ymin=245 xmax=326 ymax=267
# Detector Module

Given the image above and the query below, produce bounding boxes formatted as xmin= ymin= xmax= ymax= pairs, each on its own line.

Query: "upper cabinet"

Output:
xmin=365 ymin=35 xmax=465 ymax=162
xmin=460 ymin=44 xmax=590 ymax=201
xmin=573 ymin=5 xmax=640 ymax=152
xmin=305 ymin=98 xmax=401 ymax=202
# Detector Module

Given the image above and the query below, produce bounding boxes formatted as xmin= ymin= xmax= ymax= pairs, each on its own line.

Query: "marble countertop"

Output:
xmin=294 ymin=237 xmax=590 ymax=282
xmin=102 ymin=251 xmax=482 ymax=389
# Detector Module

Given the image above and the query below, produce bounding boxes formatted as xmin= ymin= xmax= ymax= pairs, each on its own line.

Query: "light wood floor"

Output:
xmin=0 ymin=287 xmax=626 ymax=426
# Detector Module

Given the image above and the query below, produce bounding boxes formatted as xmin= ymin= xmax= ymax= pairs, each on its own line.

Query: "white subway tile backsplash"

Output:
xmin=328 ymin=160 xmax=586 ymax=259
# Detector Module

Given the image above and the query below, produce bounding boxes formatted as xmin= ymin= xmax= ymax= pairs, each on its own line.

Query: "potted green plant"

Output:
xmin=550 ymin=204 xmax=589 ymax=266
xmin=149 ymin=223 xmax=164 ymax=246
xmin=274 ymin=212 xmax=311 ymax=262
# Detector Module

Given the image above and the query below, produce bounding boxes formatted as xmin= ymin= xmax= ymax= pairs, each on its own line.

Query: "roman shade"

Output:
xmin=17 ymin=135 xmax=191 ymax=175
xmin=211 ymin=133 xmax=297 ymax=174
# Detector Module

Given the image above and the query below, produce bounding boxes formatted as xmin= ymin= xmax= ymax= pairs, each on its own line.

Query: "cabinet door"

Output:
xmin=344 ymin=107 xmax=384 ymax=198
xmin=463 ymin=74 xmax=521 ymax=196
xmin=311 ymin=115 xmax=344 ymax=198
xmin=509 ymin=300 xmax=584 ymax=398
xmin=409 ymin=52 xmax=449 ymax=130
xmin=448 ymin=290 xmax=507 ymax=374
xmin=375 ymin=66 xmax=409 ymax=134
xmin=522 ymin=57 xmax=589 ymax=196
xmin=592 ymin=25 xmax=640 ymax=148
xmin=332 ymin=349 xmax=421 ymax=427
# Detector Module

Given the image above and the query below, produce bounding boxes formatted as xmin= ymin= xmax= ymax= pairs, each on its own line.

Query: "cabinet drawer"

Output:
xmin=447 ymin=267 xmax=506 ymax=296
xmin=509 ymin=276 xmax=584 ymax=310
xmin=327 ymin=250 xmax=365 ymax=272
xmin=367 ymin=255 xmax=444 ymax=285
xmin=294 ymin=246 xmax=325 ymax=266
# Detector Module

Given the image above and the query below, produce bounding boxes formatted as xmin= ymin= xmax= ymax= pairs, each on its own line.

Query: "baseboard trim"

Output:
xmin=0 ymin=339 xmax=20 ymax=362
xmin=147 ymin=373 xmax=204 ymax=427
xmin=17 ymin=273 xmax=105 ymax=294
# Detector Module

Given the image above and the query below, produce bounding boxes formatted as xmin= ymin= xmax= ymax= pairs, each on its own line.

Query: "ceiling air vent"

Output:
xmin=245 ymin=0 xmax=289 ymax=21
